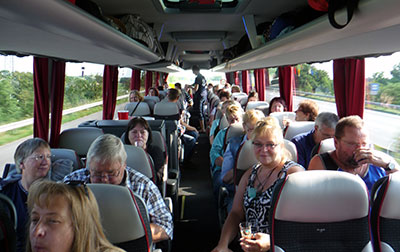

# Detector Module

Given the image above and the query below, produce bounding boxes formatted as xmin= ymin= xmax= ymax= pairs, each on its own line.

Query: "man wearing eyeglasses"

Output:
xmin=63 ymin=134 xmax=173 ymax=244
xmin=308 ymin=115 xmax=399 ymax=191
xmin=291 ymin=112 xmax=339 ymax=169
xmin=0 ymin=138 xmax=51 ymax=252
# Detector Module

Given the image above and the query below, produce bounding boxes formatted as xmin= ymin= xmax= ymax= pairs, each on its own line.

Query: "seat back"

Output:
xmin=150 ymin=131 xmax=168 ymax=197
xmin=0 ymin=193 xmax=16 ymax=252
xmin=318 ymin=137 xmax=336 ymax=154
xmin=51 ymin=148 xmax=82 ymax=171
xmin=371 ymin=172 xmax=400 ymax=252
xmin=270 ymin=170 xmax=372 ymax=252
xmin=284 ymin=121 xmax=315 ymax=140
xmin=124 ymin=145 xmax=155 ymax=183
xmin=219 ymin=115 xmax=229 ymax=130
xmin=233 ymin=140 xmax=258 ymax=185
xmin=269 ymin=112 xmax=296 ymax=129
xmin=214 ymin=109 xmax=223 ymax=121
xmin=49 ymin=148 xmax=82 ymax=181
xmin=153 ymin=102 xmax=180 ymax=120
xmin=59 ymin=127 xmax=104 ymax=157
xmin=143 ymin=97 xmax=158 ymax=113
xmin=124 ymin=102 xmax=151 ymax=116
xmin=87 ymin=184 xmax=152 ymax=252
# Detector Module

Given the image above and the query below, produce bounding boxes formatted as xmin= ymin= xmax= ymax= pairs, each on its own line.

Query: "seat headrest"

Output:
xmin=225 ymin=124 xmax=244 ymax=143
xmin=318 ymin=138 xmax=335 ymax=154
xmin=51 ymin=148 xmax=82 ymax=171
xmin=236 ymin=140 xmax=258 ymax=171
xmin=219 ymin=115 xmax=229 ymax=130
xmin=86 ymin=184 xmax=145 ymax=243
xmin=144 ymin=96 xmax=160 ymax=102
xmin=215 ymin=109 xmax=223 ymax=120
xmin=124 ymin=102 xmax=151 ymax=116
xmin=124 ymin=145 xmax=153 ymax=180
xmin=245 ymin=101 xmax=269 ymax=111
xmin=274 ymin=170 xmax=369 ymax=222
xmin=59 ymin=127 xmax=104 ymax=156
xmin=283 ymin=139 xmax=297 ymax=162
xmin=153 ymin=102 xmax=179 ymax=116
xmin=151 ymin=131 xmax=167 ymax=153
xmin=378 ymin=172 xmax=400 ymax=219
xmin=284 ymin=121 xmax=315 ymax=140
xmin=269 ymin=112 xmax=296 ymax=129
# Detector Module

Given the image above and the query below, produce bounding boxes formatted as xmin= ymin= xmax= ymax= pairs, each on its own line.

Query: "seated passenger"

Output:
xmin=291 ymin=112 xmax=339 ymax=169
xmin=175 ymin=82 xmax=193 ymax=109
xmin=124 ymin=117 xmax=166 ymax=184
xmin=63 ymin=134 xmax=173 ymax=244
xmin=212 ymin=119 xmax=304 ymax=252
xmin=27 ymin=180 xmax=124 ymax=252
xmin=209 ymin=100 xmax=237 ymax=145
xmin=0 ymin=138 xmax=51 ymax=252
xmin=231 ymin=85 xmax=241 ymax=93
xmin=295 ymin=99 xmax=318 ymax=121
xmin=209 ymin=90 xmax=231 ymax=125
xmin=268 ymin=96 xmax=287 ymax=114
xmin=167 ymin=88 xmax=199 ymax=162
xmin=308 ymin=115 xmax=399 ymax=191
xmin=128 ymin=90 xmax=144 ymax=103
xmin=147 ymin=87 xmax=159 ymax=97
xmin=220 ymin=109 xmax=265 ymax=211
xmin=210 ymin=104 xmax=243 ymax=196
xmin=247 ymin=90 xmax=258 ymax=103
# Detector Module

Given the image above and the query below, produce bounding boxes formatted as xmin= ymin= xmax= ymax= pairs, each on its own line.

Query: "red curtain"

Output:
xmin=33 ymin=57 xmax=50 ymax=141
xmin=254 ymin=69 xmax=266 ymax=101
xmin=130 ymin=69 xmax=141 ymax=91
xmin=233 ymin=71 xmax=239 ymax=85
xmin=278 ymin=66 xmax=295 ymax=111
xmin=49 ymin=61 xmax=66 ymax=148
xmin=145 ymin=71 xmax=153 ymax=95
xmin=333 ymin=58 xmax=366 ymax=118
xmin=225 ymin=72 xmax=232 ymax=84
xmin=102 ymin=65 xmax=119 ymax=120
xmin=241 ymin=70 xmax=250 ymax=94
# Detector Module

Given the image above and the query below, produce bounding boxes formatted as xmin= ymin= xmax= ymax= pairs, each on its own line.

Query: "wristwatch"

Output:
xmin=385 ymin=161 xmax=396 ymax=171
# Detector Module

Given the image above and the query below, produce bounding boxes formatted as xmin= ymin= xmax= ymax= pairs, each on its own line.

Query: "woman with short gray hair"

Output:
xmin=1 ymin=137 xmax=51 ymax=252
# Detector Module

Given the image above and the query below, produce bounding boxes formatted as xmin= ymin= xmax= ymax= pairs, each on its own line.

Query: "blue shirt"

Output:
xmin=209 ymin=119 xmax=220 ymax=138
xmin=291 ymin=129 xmax=315 ymax=169
xmin=1 ymin=179 xmax=28 ymax=252
xmin=338 ymin=164 xmax=386 ymax=192
xmin=221 ymin=135 xmax=247 ymax=181
xmin=210 ymin=128 xmax=228 ymax=175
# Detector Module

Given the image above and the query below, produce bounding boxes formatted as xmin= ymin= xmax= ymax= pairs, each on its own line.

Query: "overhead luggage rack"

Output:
xmin=0 ymin=0 xmax=161 ymax=66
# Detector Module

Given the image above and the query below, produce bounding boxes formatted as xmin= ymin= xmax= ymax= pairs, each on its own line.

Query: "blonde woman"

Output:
xmin=128 ymin=90 xmax=144 ymax=103
xmin=212 ymin=118 xmax=304 ymax=252
xmin=27 ymin=180 xmax=125 ymax=252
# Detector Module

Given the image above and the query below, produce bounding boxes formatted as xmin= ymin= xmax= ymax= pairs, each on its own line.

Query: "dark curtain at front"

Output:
xmin=254 ymin=69 xmax=266 ymax=101
xmin=33 ymin=57 xmax=50 ymax=141
xmin=102 ymin=65 xmax=119 ymax=120
xmin=49 ymin=61 xmax=66 ymax=148
xmin=333 ymin=58 xmax=366 ymax=118
xmin=233 ymin=71 xmax=239 ymax=85
xmin=130 ymin=69 xmax=141 ymax=91
xmin=241 ymin=70 xmax=250 ymax=94
xmin=225 ymin=72 xmax=232 ymax=84
xmin=278 ymin=66 xmax=295 ymax=111
xmin=145 ymin=71 xmax=153 ymax=95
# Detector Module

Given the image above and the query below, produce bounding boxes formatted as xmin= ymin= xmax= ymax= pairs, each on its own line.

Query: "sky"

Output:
xmin=2 ymin=52 xmax=400 ymax=79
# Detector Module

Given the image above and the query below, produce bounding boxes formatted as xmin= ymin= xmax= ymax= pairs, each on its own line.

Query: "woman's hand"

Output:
xmin=240 ymin=233 xmax=270 ymax=252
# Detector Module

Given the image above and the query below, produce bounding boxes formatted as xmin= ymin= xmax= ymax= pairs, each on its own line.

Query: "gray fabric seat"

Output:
xmin=124 ymin=102 xmax=151 ymax=116
xmin=59 ymin=127 xmax=104 ymax=158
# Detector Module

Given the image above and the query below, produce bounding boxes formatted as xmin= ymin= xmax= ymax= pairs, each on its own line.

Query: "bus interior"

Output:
xmin=1 ymin=0 xmax=400 ymax=251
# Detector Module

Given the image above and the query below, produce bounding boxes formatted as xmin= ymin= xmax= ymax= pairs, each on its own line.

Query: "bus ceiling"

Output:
xmin=0 ymin=0 xmax=400 ymax=72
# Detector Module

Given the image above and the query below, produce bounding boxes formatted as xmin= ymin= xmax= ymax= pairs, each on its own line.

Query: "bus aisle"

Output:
xmin=172 ymin=133 xmax=220 ymax=252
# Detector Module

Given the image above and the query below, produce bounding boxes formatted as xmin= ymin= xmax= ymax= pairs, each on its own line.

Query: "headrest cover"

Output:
xmin=284 ymin=121 xmax=315 ymax=140
xmin=124 ymin=145 xmax=153 ymax=179
xmin=154 ymin=102 xmax=179 ymax=116
xmin=87 ymin=184 xmax=145 ymax=243
xmin=59 ymin=127 xmax=104 ymax=156
xmin=380 ymin=172 xmax=400 ymax=219
xmin=236 ymin=140 xmax=258 ymax=171
xmin=274 ymin=170 xmax=369 ymax=222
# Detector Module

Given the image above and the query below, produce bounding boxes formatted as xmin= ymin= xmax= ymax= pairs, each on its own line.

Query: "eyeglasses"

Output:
xmin=64 ymin=180 xmax=89 ymax=197
xmin=252 ymin=142 xmax=278 ymax=150
xmin=30 ymin=154 xmax=53 ymax=162
xmin=90 ymin=169 xmax=121 ymax=180
xmin=339 ymin=139 xmax=370 ymax=148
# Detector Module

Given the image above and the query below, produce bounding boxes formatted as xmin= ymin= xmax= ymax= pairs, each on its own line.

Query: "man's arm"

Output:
xmin=308 ymin=155 xmax=325 ymax=170
xmin=221 ymin=144 xmax=235 ymax=184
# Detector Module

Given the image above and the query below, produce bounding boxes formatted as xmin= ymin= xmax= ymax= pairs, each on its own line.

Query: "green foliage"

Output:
xmin=379 ymin=82 xmax=400 ymax=105
xmin=295 ymin=64 xmax=333 ymax=95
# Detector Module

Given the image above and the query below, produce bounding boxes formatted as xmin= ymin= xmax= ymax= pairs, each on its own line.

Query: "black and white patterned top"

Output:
xmin=243 ymin=160 xmax=299 ymax=234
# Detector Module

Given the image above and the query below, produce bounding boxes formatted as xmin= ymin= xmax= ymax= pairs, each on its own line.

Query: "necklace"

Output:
xmin=248 ymin=166 xmax=276 ymax=199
